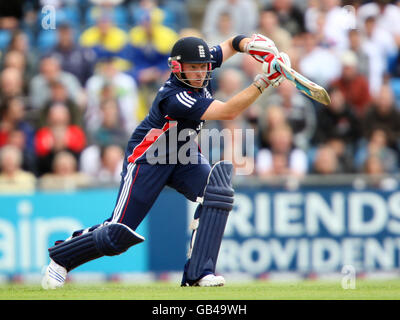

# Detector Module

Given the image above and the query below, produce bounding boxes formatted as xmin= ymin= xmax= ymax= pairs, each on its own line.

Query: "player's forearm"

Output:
xmin=224 ymin=83 xmax=264 ymax=119
xmin=201 ymin=83 xmax=265 ymax=121
xmin=220 ymin=36 xmax=251 ymax=62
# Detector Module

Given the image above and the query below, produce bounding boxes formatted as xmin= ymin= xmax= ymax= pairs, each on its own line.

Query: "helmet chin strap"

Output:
xmin=173 ymin=70 xmax=212 ymax=89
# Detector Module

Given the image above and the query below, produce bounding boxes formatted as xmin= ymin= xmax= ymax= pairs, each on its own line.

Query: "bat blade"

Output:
xmin=275 ymin=59 xmax=331 ymax=105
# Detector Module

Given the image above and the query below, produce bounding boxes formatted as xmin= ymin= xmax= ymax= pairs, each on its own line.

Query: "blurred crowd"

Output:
xmin=0 ymin=0 xmax=399 ymax=192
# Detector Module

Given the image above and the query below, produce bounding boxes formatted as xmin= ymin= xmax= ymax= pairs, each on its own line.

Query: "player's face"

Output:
xmin=181 ymin=63 xmax=208 ymax=88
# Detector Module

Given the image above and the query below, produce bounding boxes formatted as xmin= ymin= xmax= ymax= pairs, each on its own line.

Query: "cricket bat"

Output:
xmin=274 ymin=59 xmax=331 ymax=105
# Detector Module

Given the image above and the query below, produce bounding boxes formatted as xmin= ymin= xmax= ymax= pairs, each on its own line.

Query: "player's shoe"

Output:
xmin=182 ymin=274 xmax=226 ymax=287
xmin=195 ymin=274 xmax=225 ymax=287
xmin=41 ymin=259 xmax=67 ymax=290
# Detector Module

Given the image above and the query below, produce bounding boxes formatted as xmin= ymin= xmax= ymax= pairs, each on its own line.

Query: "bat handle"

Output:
xmin=273 ymin=59 xmax=284 ymax=74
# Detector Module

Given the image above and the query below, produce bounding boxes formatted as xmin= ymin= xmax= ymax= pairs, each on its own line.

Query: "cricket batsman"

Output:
xmin=42 ymin=34 xmax=291 ymax=289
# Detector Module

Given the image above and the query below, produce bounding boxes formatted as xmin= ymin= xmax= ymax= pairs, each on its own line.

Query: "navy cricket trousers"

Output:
xmin=105 ymin=154 xmax=212 ymax=231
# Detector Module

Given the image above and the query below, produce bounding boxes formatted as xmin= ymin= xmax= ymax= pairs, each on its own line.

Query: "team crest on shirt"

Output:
xmin=204 ymin=88 xmax=212 ymax=99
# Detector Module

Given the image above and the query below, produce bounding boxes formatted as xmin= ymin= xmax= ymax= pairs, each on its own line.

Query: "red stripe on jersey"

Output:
xmin=127 ymin=121 xmax=177 ymax=163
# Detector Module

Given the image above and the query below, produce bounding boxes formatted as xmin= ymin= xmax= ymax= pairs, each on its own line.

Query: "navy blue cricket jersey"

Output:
xmin=125 ymin=45 xmax=223 ymax=165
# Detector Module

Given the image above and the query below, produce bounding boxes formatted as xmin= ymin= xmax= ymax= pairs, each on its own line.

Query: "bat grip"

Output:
xmin=273 ymin=59 xmax=283 ymax=74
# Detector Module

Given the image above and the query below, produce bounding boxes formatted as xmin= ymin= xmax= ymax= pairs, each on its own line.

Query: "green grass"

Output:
xmin=1 ymin=279 xmax=400 ymax=300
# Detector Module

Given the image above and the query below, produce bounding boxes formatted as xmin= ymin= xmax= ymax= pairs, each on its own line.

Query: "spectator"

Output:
xmin=202 ymin=0 xmax=258 ymax=40
xmin=39 ymin=150 xmax=92 ymax=191
xmin=39 ymin=80 xmax=83 ymax=127
xmin=298 ymin=32 xmax=341 ymax=88
xmin=256 ymin=124 xmax=308 ymax=177
xmin=214 ymin=68 xmax=245 ymax=101
xmin=159 ymin=0 xmax=191 ymax=32
xmin=363 ymin=154 xmax=385 ymax=176
xmin=266 ymin=79 xmax=316 ymax=150
xmin=206 ymin=11 xmax=235 ymax=47
xmin=242 ymin=102 xmax=261 ymax=152
xmin=357 ymin=0 xmax=400 ymax=45
xmin=361 ymin=15 xmax=397 ymax=96
xmin=1 ymin=50 xmax=30 ymax=93
xmin=85 ymin=0 xmax=127 ymax=28
xmin=0 ymin=96 xmax=36 ymax=174
xmin=205 ymin=11 xmax=242 ymax=69
xmin=304 ymin=0 xmax=320 ymax=34
xmin=79 ymin=97 xmax=128 ymax=184
xmin=90 ymin=98 xmax=129 ymax=147
xmin=48 ymin=22 xmax=97 ymax=86
xmin=121 ymin=8 xmax=178 ymax=88
xmin=240 ymin=53 xmax=264 ymax=87
xmin=79 ymin=10 xmax=128 ymax=58
xmin=355 ymin=128 xmax=398 ymax=174
xmin=6 ymin=127 xmax=37 ymax=175
xmin=34 ymin=103 xmax=86 ymax=176
xmin=0 ymin=96 xmax=35 ymax=153
xmin=319 ymin=0 xmax=352 ymax=50
xmin=347 ymin=29 xmax=370 ymax=77
xmin=326 ymin=137 xmax=356 ymax=173
xmin=330 ymin=50 xmax=372 ymax=117
xmin=312 ymin=86 xmax=361 ymax=154
xmin=130 ymin=0 xmax=190 ymax=32
xmin=258 ymin=7 xmax=293 ymax=54
xmin=29 ymin=55 xmax=84 ymax=110
xmin=311 ymin=144 xmax=340 ymax=175
xmin=130 ymin=0 xmax=165 ymax=27
xmin=361 ymin=84 xmax=400 ymax=152
xmin=80 ymin=142 xmax=124 ymax=185
xmin=263 ymin=0 xmax=306 ymax=37
xmin=85 ymin=57 xmax=140 ymax=135
xmin=362 ymin=153 xmax=399 ymax=190
xmin=5 ymin=29 xmax=37 ymax=79
xmin=0 ymin=1 xmax=24 ymax=30
xmin=261 ymin=104 xmax=287 ymax=132
xmin=0 ymin=67 xmax=24 ymax=101
xmin=304 ymin=5 xmax=329 ymax=47
xmin=0 ymin=144 xmax=36 ymax=193
xmin=2 ymin=49 xmax=24 ymax=73
xmin=97 ymin=144 xmax=124 ymax=184
xmin=258 ymin=104 xmax=288 ymax=153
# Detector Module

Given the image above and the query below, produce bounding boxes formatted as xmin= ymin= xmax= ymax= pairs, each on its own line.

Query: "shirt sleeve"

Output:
xmin=162 ymin=90 xmax=214 ymax=121
xmin=210 ymin=45 xmax=223 ymax=70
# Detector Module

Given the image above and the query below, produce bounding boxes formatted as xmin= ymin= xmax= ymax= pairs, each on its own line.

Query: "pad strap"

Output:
xmin=49 ymin=223 xmax=144 ymax=271
xmin=203 ymin=185 xmax=234 ymax=210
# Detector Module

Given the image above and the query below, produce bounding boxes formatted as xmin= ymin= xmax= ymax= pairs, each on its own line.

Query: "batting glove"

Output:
xmin=262 ymin=52 xmax=291 ymax=88
xmin=253 ymin=74 xmax=270 ymax=93
xmin=244 ymin=33 xmax=280 ymax=63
